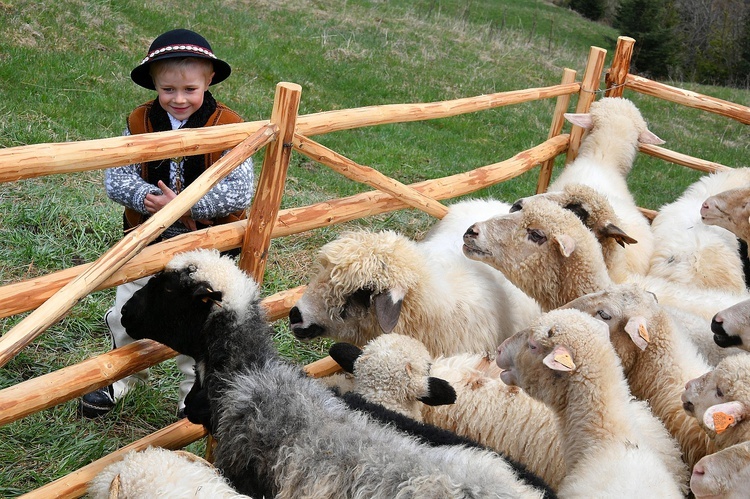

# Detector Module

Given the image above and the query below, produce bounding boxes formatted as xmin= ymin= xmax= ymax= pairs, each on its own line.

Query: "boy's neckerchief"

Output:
xmin=144 ymin=91 xmax=218 ymax=191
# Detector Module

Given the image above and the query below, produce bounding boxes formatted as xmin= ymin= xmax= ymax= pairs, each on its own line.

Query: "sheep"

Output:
xmin=120 ymin=248 xmax=549 ymax=499
xmin=682 ymin=353 xmax=750 ymax=450
xmin=87 ymin=447 xmax=250 ymax=499
xmin=712 ymin=298 xmax=750 ymax=350
xmin=689 ymin=441 xmax=750 ymax=499
xmin=649 ymin=168 xmax=750 ymax=294
xmin=561 ymin=283 xmax=717 ymax=470
xmin=326 ymin=333 xmax=566 ymax=492
xmin=546 ymin=96 xmax=664 ymax=277
xmin=289 ymin=200 xmax=541 ymax=357
xmin=463 ymin=195 xmax=747 ymax=364
xmin=496 ymin=308 xmax=687 ymax=497
xmin=325 ymin=335 xmax=559 ymax=498
xmin=510 ymin=183 xmax=638 ymax=284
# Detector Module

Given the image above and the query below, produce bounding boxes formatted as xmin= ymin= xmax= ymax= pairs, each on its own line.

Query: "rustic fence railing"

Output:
xmin=0 ymin=36 xmax=747 ymax=497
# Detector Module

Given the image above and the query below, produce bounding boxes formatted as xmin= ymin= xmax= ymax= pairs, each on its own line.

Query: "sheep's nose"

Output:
xmin=510 ymin=200 xmax=523 ymax=212
xmin=289 ymin=306 xmax=303 ymax=325
xmin=464 ymin=225 xmax=479 ymax=240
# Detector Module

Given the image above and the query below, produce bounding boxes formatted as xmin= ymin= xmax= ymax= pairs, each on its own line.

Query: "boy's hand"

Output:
xmin=144 ymin=180 xmax=212 ymax=231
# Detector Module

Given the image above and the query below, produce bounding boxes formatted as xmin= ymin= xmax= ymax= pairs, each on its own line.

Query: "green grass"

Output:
xmin=0 ymin=0 xmax=748 ymax=495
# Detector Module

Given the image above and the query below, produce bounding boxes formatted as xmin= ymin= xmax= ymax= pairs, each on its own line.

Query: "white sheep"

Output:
xmin=463 ymin=195 xmax=746 ymax=365
xmin=496 ymin=308 xmax=686 ymax=497
xmin=649 ymin=167 xmax=750 ymax=294
xmin=712 ymin=298 xmax=750 ymax=350
xmin=87 ymin=447 xmax=250 ymax=499
xmin=548 ymin=96 xmax=664 ymax=277
xmin=325 ymin=333 xmax=567 ymax=491
xmin=690 ymin=440 xmax=750 ymax=499
xmin=289 ymin=200 xmax=541 ymax=357
xmin=682 ymin=353 xmax=750 ymax=450
xmin=561 ymin=283 xmax=716 ymax=470
xmin=120 ymin=248 xmax=549 ymax=499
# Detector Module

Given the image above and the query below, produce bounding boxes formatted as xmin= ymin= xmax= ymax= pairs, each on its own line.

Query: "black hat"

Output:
xmin=130 ymin=29 xmax=232 ymax=90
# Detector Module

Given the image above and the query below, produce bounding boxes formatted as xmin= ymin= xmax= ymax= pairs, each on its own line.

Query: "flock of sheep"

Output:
xmin=88 ymin=97 xmax=750 ymax=498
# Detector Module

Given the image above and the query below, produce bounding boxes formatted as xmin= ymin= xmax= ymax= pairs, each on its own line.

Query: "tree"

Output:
xmin=570 ymin=0 xmax=607 ymax=21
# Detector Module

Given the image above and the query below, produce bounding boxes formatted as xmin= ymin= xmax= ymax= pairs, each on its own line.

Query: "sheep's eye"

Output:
xmin=528 ymin=341 xmax=537 ymax=351
xmin=597 ymin=310 xmax=612 ymax=321
xmin=716 ymin=386 xmax=724 ymax=398
xmin=547 ymin=327 xmax=554 ymax=338
xmin=188 ymin=264 xmax=197 ymax=273
xmin=527 ymin=229 xmax=547 ymax=245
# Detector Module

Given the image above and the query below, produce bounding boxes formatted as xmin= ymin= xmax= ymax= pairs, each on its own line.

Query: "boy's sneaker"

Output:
xmin=79 ymin=385 xmax=116 ymax=418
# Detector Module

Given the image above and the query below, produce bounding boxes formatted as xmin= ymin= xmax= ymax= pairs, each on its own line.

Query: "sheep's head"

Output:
xmin=681 ymin=354 xmax=750 ymax=446
xmin=289 ymin=231 xmax=420 ymax=346
xmin=701 ymin=186 xmax=750 ymax=245
xmin=496 ymin=308 xmax=614 ymax=412
xmin=690 ymin=441 xmax=750 ymax=499
xmin=562 ymin=284 xmax=661 ymax=373
xmin=565 ymin=97 xmax=664 ymax=147
xmin=329 ymin=333 xmax=456 ymax=420
xmin=463 ymin=197 xmax=609 ymax=311
xmin=121 ymin=249 xmax=260 ymax=360
xmin=712 ymin=299 xmax=750 ymax=350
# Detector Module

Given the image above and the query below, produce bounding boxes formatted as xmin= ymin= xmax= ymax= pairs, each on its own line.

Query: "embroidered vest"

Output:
xmin=122 ymin=100 xmax=246 ymax=233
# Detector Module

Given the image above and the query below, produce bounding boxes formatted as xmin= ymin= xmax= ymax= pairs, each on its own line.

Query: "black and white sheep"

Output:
xmin=120 ymin=249 xmax=548 ymax=499
xmin=712 ymin=298 xmax=750 ymax=350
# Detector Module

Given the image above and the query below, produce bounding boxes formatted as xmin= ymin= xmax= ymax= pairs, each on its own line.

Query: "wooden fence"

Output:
xmin=0 ymin=35 xmax=748 ymax=497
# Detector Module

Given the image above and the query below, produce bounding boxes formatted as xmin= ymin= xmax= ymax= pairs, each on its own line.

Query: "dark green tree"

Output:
xmin=570 ymin=0 xmax=607 ymax=21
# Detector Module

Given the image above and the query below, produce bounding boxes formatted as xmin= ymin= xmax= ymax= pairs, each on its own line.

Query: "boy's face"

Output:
xmin=152 ymin=61 xmax=214 ymax=121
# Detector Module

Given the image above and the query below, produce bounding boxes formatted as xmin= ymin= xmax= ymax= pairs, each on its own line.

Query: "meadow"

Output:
xmin=0 ymin=0 xmax=747 ymax=494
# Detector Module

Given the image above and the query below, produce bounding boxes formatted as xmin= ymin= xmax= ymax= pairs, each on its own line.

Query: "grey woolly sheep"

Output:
xmin=121 ymin=249 xmax=548 ymax=499
xmin=86 ymin=447 xmax=250 ymax=499
xmin=289 ymin=200 xmax=541 ymax=357
xmin=497 ymin=309 xmax=686 ymax=498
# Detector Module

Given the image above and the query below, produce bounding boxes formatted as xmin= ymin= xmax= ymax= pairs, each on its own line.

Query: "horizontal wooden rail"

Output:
xmin=625 ymin=74 xmax=750 ymax=125
xmin=0 ymin=82 xmax=580 ymax=182
xmin=19 ymin=419 xmax=207 ymax=499
xmin=639 ymin=144 xmax=732 ymax=174
xmin=0 ymin=134 xmax=569 ymax=318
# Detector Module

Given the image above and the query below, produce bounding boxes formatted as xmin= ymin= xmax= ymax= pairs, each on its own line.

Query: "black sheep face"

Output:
xmin=121 ymin=268 xmax=221 ymax=359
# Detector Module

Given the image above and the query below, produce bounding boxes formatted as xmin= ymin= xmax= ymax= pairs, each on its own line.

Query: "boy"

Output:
xmin=80 ymin=29 xmax=255 ymax=418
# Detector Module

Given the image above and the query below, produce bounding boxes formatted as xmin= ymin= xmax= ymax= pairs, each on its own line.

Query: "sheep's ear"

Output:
xmin=553 ymin=234 xmax=577 ymax=258
xmin=624 ymin=316 xmax=650 ymax=351
xmin=602 ymin=223 xmax=638 ymax=247
xmin=703 ymin=401 xmax=747 ymax=434
xmin=543 ymin=345 xmax=576 ymax=372
xmin=328 ymin=343 xmax=363 ymax=374
xmin=193 ymin=284 xmax=223 ymax=305
xmin=638 ymin=129 xmax=665 ymax=145
xmin=564 ymin=112 xmax=594 ymax=130
xmin=417 ymin=377 xmax=457 ymax=406
xmin=373 ymin=288 xmax=405 ymax=333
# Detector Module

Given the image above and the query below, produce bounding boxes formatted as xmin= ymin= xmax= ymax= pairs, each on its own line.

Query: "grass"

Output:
xmin=0 ymin=0 xmax=748 ymax=495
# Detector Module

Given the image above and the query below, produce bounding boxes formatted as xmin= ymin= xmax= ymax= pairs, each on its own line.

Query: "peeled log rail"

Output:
xmin=0 ymin=82 xmax=581 ymax=183
xmin=0 ymin=125 xmax=277 ymax=368
xmin=639 ymin=144 xmax=732 ymax=174
xmin=0 ymin=134 xmax=569 ymax=319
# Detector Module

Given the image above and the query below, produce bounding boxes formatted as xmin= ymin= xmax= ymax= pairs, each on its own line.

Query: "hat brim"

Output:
xmin=130 ymin=53 xmax=231 ymax=90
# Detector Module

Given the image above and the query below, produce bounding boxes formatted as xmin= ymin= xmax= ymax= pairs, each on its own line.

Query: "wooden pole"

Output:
xmin=293 ymin=134 xmax=449 ymax=219
xmin=536 ymin=68 xmax=577 ymax=194
xmin=0 ymin=125 xmax=277 ymax=368
xmin=605 ymin=36 xmax=635 ymax=98
xmin=239 ymin=83 xmax=302 ymax=279
xmin=565 ymin=46 xmax=607 ymax=164
xmin=639 ymin=144 xmax=732 ymax=174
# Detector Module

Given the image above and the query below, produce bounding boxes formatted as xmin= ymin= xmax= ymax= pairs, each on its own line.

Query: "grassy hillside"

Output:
xmin=0 ymin=0 xmax=748 ymax=495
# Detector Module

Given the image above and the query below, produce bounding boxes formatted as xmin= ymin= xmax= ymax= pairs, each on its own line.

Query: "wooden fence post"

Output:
xmin=605 ymin=36 xmax=635 ymax=97
xmin=565 ymin=46 xmax=607 ymax=164
xmin=536 ymin=67 xmax=577 ymax=193
xmin=239 ymin=82 xmax=302 ymax=280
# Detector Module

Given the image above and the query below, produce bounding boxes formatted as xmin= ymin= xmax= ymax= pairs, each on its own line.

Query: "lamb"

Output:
xmin=120 ymin=248 xmax=549 ymax=499
xmin=682 ymin=353 xmax=750 ymax=450
xmin=649 ymin=167 xmax=750 ymax=294
xmin=561 ymin=283 xmax=717 ymax=469
xmin=289 ymin=200 xmax=541 ymax=357
xmin=510 ymin=183 xmax=638 ymax=284
xmin=496 ymin=308 xmax=687 ymax=497
xmin=87 ymin=447 xmax=250 ymax=499
xmin=689 ymin=441 xmax=750 ymax=499
xmin=546 ymin=96 xmax=664 ymax=277
xmin=326 ymin=333 xmax=567 ymax=491
xmin=712 ymin=298 xmax=750 ymax=350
